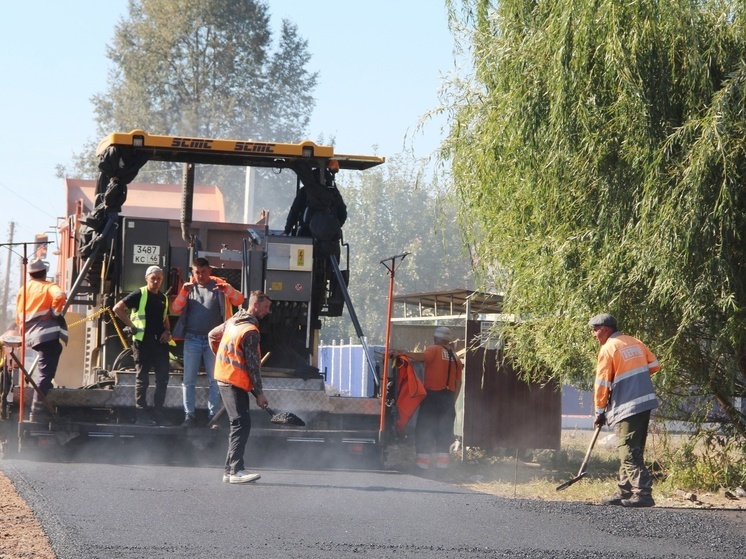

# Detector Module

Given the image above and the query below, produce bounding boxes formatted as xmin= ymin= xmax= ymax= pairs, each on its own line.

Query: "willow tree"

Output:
xmin=443 ymin=0 xmax=746 ymax=436
xmin=63 ymin=0 xmax=317 ymax=223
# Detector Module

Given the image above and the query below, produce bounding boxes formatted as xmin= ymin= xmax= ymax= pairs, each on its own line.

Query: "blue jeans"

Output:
xmin=182 ymin=333 xmax=221 ymax=417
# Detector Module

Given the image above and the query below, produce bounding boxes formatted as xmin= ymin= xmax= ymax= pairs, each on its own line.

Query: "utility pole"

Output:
xmin=0 ymin=221 xmax=15 ymax=329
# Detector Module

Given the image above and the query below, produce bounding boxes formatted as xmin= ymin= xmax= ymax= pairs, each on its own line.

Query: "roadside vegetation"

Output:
xmin=386 ymin=426 xmax=746 ymax=509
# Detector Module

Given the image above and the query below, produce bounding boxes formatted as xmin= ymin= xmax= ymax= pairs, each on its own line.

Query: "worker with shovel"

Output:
xmin=209 ymin=291 xmax=271 ymax=484
xmin=590 ymin=313 xmax=660 ymax=508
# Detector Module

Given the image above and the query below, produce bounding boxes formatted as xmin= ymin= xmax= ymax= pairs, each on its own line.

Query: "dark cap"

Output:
xmin=588 ymin=313 xmax=617 ymax=329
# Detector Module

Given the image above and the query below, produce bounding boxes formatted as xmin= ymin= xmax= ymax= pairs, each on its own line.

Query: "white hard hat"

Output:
xmin=434 ymin=326 xmax=452 ymax=342
xmin=28 ymin=259 xmax=47 ymax=274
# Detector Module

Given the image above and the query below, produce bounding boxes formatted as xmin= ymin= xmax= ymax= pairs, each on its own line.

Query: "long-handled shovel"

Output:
xmin=556 ymin=425 xmax=602 ymax=491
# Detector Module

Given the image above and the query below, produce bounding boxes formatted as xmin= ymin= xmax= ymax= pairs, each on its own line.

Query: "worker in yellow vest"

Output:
xmin=114 ymin=265 xmax=174 ymax=425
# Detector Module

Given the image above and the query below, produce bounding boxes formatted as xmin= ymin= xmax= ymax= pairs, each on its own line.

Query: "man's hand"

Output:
xmin=159 ymin=330 xmax=171 ymax=344
xmin=122 ymin=326 xmax=139 ymax=337
xmin=255 ymin=393 xmax=268 ymax=410
xmin=594 ymin=413 xmax=606 ymax=428
xmin=181 ymin=282 xmax=195 ymax=293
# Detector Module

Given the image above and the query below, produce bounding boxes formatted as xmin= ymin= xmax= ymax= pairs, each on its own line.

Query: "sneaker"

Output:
xmin=621 ymin=494 xmax=655 ymax=508
xmin=222 ymin=473 xmax=230 ymax=483
xmin=181 ymin=414 xmax=195 ymax=428
xmin=599 ymin=492 xmax=631 ymax=506
xmin=229 ymin=471 xmax=261 ymax=484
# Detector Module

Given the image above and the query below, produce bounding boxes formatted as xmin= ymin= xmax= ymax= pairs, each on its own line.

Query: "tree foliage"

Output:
xmin=320 ymin=155 xmax=473 ymax=344
xmin=444 ymin=0 xmax=746 ymax=435
xmin=63 ymin=0 xmax=317 ymax=223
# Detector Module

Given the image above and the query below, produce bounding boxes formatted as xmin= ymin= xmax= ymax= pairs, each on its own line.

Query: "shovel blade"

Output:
xmin=270 ymin=411 xmax=306 ymax=427
xmin=264 ymin=407 xmax=306 ymax=426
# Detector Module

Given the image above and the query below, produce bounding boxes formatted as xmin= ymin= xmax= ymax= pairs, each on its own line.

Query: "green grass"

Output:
xmin=385 ymin=427 xmax=746 ymax=509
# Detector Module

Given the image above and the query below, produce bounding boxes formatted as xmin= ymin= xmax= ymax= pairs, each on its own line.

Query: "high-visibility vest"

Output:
xmin=214 ymin=321 xmax=260 ymax=392
xmin=130 ymin=286 xmax=167 ymax=342
xmin=594 ymin=333 xmax=660 ymax=425
xmin=17 ymin=279 xmax=68 ymax=346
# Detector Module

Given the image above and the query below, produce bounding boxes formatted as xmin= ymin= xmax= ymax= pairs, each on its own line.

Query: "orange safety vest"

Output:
xmin=16 ymin=279 xmax=68 ymax=347
xmin=213 ymin=321 xmax=260 ymax=392
xmin=594 ymin=332 xmax=660 ymax=425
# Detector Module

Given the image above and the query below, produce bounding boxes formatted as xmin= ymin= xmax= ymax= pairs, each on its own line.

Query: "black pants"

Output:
xmin=415 ymin=389 xmax=456 ymax=455
xmin=32 ymin=339 xmax=62 ymax=404
xmin=131 ymin=338 xmax=170 ymax=410
xmin=218 ymin=381 xmax=252 ymax=475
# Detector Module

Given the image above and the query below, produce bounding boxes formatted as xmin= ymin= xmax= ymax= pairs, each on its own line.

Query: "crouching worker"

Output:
xmin=209 ymin=291 xmax=271 ymax=484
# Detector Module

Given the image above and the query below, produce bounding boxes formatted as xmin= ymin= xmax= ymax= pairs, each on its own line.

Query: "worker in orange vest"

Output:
xmin=208 ymin=290 xmax=271 ymax=484
xmin=16 ymin=258 xmax=67 ymax=422
xmin=393 ymin=326 xmax=463 ymax=474
xmin=590 ymin=313 xmax=660 ymax=508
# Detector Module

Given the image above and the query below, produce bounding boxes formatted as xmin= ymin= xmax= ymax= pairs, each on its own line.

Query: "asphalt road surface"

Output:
xmin=1 ymin=437 xmax=744 ymax=559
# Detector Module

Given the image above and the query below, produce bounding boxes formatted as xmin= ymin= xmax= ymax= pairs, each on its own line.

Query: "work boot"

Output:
xmin=135 ymin=407 xmax=156 ymax=425
xmin=29 ymin=403 xmax=50 ymax=423
xmin=621 ymin=493 xmax=655 ymax=508
xmin=153 ymin=409 xmax=172 ymax=426
xmin=598 ymin=491 xmax=632 ymax=506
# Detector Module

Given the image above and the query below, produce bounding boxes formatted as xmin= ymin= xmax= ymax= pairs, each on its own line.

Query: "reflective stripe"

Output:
xmin=608 ymin=394 xmax=658 ymax=424
xmin=17 ymin=279 xmax=68 ymax=347
xmin=415 ymin=454 xmax=430 ymax=469
xmin=613 ymin=364 xmax=651 ymax=383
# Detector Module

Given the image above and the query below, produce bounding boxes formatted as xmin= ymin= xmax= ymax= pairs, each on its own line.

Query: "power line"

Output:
xmin=0 ymin=179 xmax=58 ymax=221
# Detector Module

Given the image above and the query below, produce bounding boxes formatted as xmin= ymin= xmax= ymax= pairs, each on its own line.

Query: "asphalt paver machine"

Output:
xmin=2 ymin=130 xmax=388 ymax=458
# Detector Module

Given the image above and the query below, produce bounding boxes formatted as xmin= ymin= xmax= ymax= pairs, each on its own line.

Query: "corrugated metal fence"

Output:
xmin=318 ymin=340 xmax=382 ymax=398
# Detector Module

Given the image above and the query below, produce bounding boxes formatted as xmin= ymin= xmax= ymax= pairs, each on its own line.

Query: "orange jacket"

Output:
xmin=171 ymin=276 xmax=243 ymax=339
xmin=16 ymin=279 xmax=68 ymax=347
xmin=213 ymin=320 xmax=260 ymax=392
xmin=423 ymin=344 xmax=462 ymax=392
xmin=394 ymin=356 xmax=427 ymax=432
xmin=594 ymin=332 xmax=660 ymax=424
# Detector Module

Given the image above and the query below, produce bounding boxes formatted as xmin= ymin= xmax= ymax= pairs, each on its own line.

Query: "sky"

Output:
xmin=0 ymin=0 xmax=459 ymax=287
